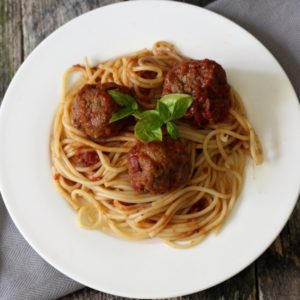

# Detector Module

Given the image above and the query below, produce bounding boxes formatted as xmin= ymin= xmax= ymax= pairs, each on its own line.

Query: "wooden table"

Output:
xmin=0 ymin=1 xmax=299 ymax=299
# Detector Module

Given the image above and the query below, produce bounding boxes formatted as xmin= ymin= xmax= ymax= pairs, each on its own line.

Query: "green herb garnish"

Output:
xmin=108 ymin=90 xmax=139 ymax=123
xmin=109 ymin=90 xmax=192 ymax=142
xmin=166 ymin=121 xmax=179 ymax=140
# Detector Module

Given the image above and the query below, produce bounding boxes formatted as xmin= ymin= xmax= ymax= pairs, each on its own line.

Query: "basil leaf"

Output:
xmin=132 ymin=111 xmax=143 ymax=120
xmin=135 ymin=118 xmax=163 ymax=142
xmin=134 ymin=109 xmax=164 ymax=121
xmin=157 ymin=101 xmax=170 ymax=121
xmin=172 ymin=97 xmax=193 ymax=119
xmin=159 ymin=93 xmax=192 ymax=120
xmin=166 ymin=121 xmax=179 ymax=140
xmin=108 ymin=89 xmax=138 ymax=110
xmin=142 ymin=112 xmax=164 ymax=130
xmin=138 ymin=109 xmax=160 ymax=119
xmin=109 ymin=107 xmax=136 ymax=123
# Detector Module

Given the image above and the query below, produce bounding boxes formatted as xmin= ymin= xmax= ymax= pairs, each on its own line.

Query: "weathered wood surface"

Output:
xmin=256 ymin=200 xmax=300 ymax=300
xmin=0 ymin=0 xmax=22 ymax=101
xmin=1 ymin=0 xmax=299 ymax=299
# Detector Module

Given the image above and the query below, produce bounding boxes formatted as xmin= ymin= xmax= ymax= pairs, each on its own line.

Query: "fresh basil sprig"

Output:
xmin=109 ymin=90 xmax=192 ymax=142
xmin=156 ymin=94 xmax=192 ymax=140
xmin=135 ymin=111 xmax=164 ymax=142
xmin=108 ymin=90 xmax=139 ymax=123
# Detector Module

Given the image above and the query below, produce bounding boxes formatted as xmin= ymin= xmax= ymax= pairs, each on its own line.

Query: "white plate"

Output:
xmin=0 ymin=1 xmax=300 ymax=298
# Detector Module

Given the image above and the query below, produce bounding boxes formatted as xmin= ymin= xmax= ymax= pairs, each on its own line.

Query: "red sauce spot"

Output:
xmin=137 ymin=70 xmax=157 ymax=80
xmin=91 ymin=176 xmax=102 ymax=182
xmin=128 ymin=152 xmax=141 ymax=173
xmin=190 ymin=198 xmax=209 ymax=213
xmin=73 ymin=64 xmax=84 ymax=69
xmin=64 ymin=178 xmax=75 ymax=185
xmin=53 ymin=173 xmax=60 ymax=180
xmin=75 ymin=146 xmax=83 ymax=156
xmin=72 ymin=151 xmax=100 ymax=167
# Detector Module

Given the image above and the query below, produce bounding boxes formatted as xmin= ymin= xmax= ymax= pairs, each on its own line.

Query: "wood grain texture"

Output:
xmin=0 ymin=4 xmax=22 ymax=297
xmin=0 ymin=0 xmax=22 ymax=101
xmin=21 ymin=0 xmax=121 ymax=57
xmin=257 ymin=199 xmax=300 ymax=300
xmin=189 ymin=266 xmax=256 ymax=300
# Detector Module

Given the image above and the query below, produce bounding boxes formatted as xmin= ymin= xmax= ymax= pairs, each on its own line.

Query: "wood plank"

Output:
xmin=0 ymin=0 xmax=22 ymax=100
xmin=189 ymin=265 xmax=256 ymax=300
xmin=257 ymin=198 xmax=300 ymax=300
xmin=21 ymin=0 xmax=121 ymax=57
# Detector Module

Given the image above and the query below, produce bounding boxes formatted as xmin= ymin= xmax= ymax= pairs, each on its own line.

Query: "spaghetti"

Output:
xmin=50 ymin=41 xmax=263 ymax=248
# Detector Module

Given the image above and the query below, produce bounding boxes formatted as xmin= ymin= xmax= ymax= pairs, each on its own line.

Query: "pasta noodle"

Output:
xmin=50 ymin=41 xmax=263 ymax=248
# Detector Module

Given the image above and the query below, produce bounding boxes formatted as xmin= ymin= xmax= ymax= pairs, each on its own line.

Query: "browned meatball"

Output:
xmin=128 ymin=138 xmax=191 ymax=194
xmin=162 ymin=59 xmax=231 ymax=127
xmin=71 ymin=83 xmax=131 ymax=139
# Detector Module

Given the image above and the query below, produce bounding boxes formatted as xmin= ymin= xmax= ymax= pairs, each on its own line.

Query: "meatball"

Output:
xmin=71 ymin=83 xmax=132 ymax=139
xmin=162 ymin=59 xmax=231 ymax=127
xmin=128 ymin=138 xmax=191 ymax=194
